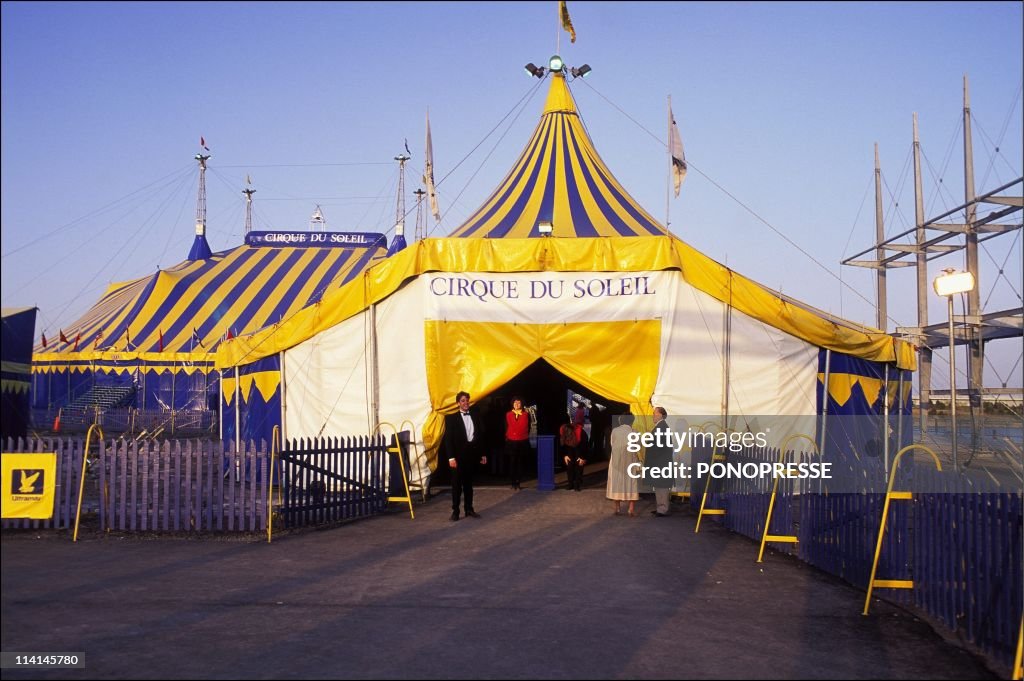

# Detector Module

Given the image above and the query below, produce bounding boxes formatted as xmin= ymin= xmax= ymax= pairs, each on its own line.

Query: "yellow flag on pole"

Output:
xmin=560 ymin=1 xmax=576 ymax=43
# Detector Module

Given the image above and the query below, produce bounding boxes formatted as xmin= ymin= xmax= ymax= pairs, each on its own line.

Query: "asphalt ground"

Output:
xmin=0 ymin=485 xmax=1002 ymax=680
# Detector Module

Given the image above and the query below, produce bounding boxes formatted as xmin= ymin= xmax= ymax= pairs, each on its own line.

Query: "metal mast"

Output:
xmin=413 ymin=188 xmax=426 ymax=242
xmin=195 ymin=153 xmax=211 ymax=238
xmin=394 ymin=153 xmax=411 ymax=240
xmin=243 ymin=180 xmax=256 ymax=237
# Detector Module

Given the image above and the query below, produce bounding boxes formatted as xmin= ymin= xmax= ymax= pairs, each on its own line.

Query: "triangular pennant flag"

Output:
xmin=423 ymin=110 xmax=441 ymax=223
xmin=669 ymin=101 xmax=687 ymax=197
xmin=41 ymin=333 xmax=48 ymax=349
xmin=73 ymin=332 xmax=80 ymax=352
xmin=158 ymin=328 xmax=164 ymax=353
xmin=59 ymin=330 xmax=69 ymax=344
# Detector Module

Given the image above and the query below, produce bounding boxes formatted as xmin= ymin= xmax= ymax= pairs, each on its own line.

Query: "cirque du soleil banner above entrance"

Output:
xmin=423 ymin=271 xmax=673 ymax=322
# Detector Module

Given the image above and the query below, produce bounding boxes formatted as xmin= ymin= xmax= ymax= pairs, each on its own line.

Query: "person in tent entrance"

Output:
xmin=504 ymin=396 xmax=530 ymax=491
xmin=443 ymin=391 xmax=487 ymax=521
xmin=645 ymin=407 xmax=673 ymax=516
xmin=606 ymin=413 xmax=640 ymax=517
xmin=559 ymin=411 xmax=589 ymax=491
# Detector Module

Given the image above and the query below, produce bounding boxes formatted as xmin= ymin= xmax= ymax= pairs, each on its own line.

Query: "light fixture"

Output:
xmin=932 ymin=267 xmax=975 ymax=471
xmin=524 ymin=62 xmax=546 ymax=78
xmin=933 ymin=269 xmax=975 ymax=297
xmin=537 ymin=220 xmax=553 ymax=236
xmin=548 ymin=54 xmax=564 ymax=72
xmin=570 ymin=64 xmax=592 ymax=79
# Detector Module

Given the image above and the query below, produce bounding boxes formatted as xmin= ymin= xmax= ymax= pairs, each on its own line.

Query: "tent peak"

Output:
xmin=542 ymin=71 xmax=577 ymax=117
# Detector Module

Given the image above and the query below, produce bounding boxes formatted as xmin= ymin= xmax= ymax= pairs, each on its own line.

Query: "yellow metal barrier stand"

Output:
xmin=398 ymin=420 xmax=427 ymax=502
xmin=73 ymin=424 xmax=105 ymax=542
xmin=757 ymin=433 xmax=817 ymax=562
xmin=694 ymin=423 xmax=730 ymax=534
xmin=862 ymin=444 xmax=941 ymax=615
xmin=267 ymin=425 xmax=280 ymax=543
xmin=1013 ymin=617 xmax=1023 ymax=680
xmin=373 ymin=422 xmax=414 ymax=520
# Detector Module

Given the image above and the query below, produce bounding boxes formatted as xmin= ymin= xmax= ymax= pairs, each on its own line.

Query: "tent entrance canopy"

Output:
xmin=422 ymin=318 xmax=661 ymax=459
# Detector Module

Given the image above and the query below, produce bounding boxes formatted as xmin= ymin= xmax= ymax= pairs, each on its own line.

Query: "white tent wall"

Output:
xmin=283 ymin=277 xmax=434 ymax=486
xmin=283 ymin=313 xmax=370 ymax=440
xmin=726 ymin=309 xmax=818 ymax=418
xmin=653 ymin=276 xmax=727 ymax=415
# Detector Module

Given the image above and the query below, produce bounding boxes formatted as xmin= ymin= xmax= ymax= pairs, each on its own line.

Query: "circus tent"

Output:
xmin=216 ymin=71 xmax=916 ymax=483
xmin=31 ymin=234 xmax=388 ymax=423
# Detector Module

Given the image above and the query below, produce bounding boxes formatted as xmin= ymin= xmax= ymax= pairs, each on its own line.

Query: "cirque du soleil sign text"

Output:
xmin=428 ymin=274 xmax=655 ymax=303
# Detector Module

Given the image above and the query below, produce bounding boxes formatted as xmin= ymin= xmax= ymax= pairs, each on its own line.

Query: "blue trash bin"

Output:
xmin=536 ymin=435 xmax=555 ymax=491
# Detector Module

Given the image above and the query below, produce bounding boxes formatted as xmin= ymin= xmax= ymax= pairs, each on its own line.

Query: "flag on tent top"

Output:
xmin=158 ymin=328 xmax=164 ymax=352
xmin=669 ymin=101 xmax=687 ymax=197
xmin=560 ymin=1 xmax=576 ymax=43
xmin=40 ymin=333 xmax=47 ymax=349
xmin=59 ymin=330 xmax=69 ymax=344
xmin=73 ymin=332 xmax=80 ymax=352
xmin=200 ymin=136 xmax=209 ymax=151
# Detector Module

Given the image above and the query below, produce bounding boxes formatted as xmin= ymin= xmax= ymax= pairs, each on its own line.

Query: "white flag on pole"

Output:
xmin=669 ymin=103 xmax=687 ymax=197
xmin=424 ymin=111 xmax=441 ymax=222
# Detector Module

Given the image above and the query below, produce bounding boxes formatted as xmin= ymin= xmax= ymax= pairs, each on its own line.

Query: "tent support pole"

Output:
xmin=218 ymin=369 xmax=223 ymax=441
xmin=721 ymin=304 xmax=731 ymax=423
xmin=369 ymin=303 xmax=380 ymax=428
xmin=234 ymin=366 xmax=241 ymax=453
xmin=279 ymin=351 xmax=288 ymax=444
xmin=883 ymin=363 xmax=890 ymax=476
xmin=819 ymin=348 xmax=832 ymax=460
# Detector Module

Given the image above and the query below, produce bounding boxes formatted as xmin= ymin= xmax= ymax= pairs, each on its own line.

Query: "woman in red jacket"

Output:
xmin=505 ymin=396 xmax=531 ymax=490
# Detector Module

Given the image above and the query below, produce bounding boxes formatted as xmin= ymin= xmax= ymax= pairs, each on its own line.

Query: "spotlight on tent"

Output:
xmin=570 ymin=64 xmax=592 ymax=79
xmin=525 ymin=62 xmax=546 ymax=78
xmin=548 ymin=54 xmax=564 ymax=72
xmin=537 ymin=220 xmax=553 ymax=236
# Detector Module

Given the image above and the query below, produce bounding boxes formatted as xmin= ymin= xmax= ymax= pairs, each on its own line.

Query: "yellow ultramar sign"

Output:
xmin=1 ymin=453 xmax=57 ymax=519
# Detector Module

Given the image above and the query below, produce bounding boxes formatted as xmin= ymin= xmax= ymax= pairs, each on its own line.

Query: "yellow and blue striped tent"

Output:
xmin=450 ymin=73 xmax=671 ymax=239
xmin=32 ymin=238 xmax=387 ymax=413
xmin=217 ymin=71 xmax=916 ymax=475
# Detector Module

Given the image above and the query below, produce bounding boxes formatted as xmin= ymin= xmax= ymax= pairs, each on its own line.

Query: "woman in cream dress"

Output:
xmin=606 ymin=415 xmax=640 ymax=516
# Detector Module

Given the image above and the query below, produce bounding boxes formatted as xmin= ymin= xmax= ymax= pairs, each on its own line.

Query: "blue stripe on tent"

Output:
xmin=132 ymin=255 xmax=227 ymax=347
xmin=566 ymin=127 xmax=635 ymax=236
xmin=192 ymin=249 xmax=281 ymax=343
xmin=229 ymin=248 xmax=313 ymax=335
xmin=533 ymin=120 xmax=559 ymax=232
xmin=457 ymin=119 xmax=550 ymax=238
xmin=77 ymin=276 xmax=152 ymax=350
xmin=560 ymin=117 xmax=599 ymax=237
xmin=163 ymin=249 xmax=272 ymax=351
xmin=304 ymin=249 xmax=358 ymax=306
xmin=106 ymin=274 xmax=164 ymax=351
xmin=575 ymin=132 xmax=664 ymax=235
xmin=262 ymin=249 xmax=334 ymax=327
xmin=482 ymin=121 xmax=553 ymax=238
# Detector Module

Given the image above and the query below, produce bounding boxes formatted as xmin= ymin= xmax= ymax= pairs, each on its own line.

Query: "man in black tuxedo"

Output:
xmin=443 ymin=390 xmax=487 ymax=521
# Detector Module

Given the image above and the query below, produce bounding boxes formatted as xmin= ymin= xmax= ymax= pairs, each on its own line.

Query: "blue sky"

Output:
xmin=2 ymin=1 xmax=1021 ymax=388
